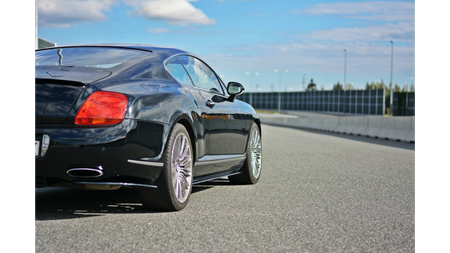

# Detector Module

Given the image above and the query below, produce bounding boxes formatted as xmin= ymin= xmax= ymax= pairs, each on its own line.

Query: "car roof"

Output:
xmin=37 ymin=43 xmax=192 ymax=57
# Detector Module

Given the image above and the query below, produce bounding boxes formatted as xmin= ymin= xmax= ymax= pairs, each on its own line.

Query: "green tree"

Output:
xmin=364 ymin=80 xmax=394 ymax=90
xmin=333 ymin=81 xmax=343 ymax=90
xmin=307 ymin=78 xmax=316 ymax=91
xmin=345 ymin=83 xmax=355 ymax=91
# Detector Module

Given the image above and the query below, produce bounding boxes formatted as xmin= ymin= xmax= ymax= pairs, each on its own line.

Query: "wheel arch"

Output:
xmin=254 ymin=118 xmax=262 ymax=136
xmin=171 ymin=114 xmax=197 ymax=164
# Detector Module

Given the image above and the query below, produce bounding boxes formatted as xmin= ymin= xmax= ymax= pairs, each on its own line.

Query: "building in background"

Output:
xmin=37 ymin=38 xmax=56 ymax=49
xmin=31 ymin=0 xmax=57 ymax=50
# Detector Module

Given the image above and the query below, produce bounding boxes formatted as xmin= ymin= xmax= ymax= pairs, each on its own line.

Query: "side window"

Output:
xmin=165 ymin=57 xmax=193 ymax=86
xmin=178 ymin=55 xmax=224 ymax=94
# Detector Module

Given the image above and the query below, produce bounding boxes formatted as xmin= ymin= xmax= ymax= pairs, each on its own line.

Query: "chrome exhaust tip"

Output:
xmin=67 ymin=167 xmax=103 ymax=178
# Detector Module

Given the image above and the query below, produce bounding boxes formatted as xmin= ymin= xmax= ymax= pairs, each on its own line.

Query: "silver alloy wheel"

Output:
xmin=250 ymin=128 xmax=262 ymax=179
xmin=171 ymin=132 xmax=193 ymax=203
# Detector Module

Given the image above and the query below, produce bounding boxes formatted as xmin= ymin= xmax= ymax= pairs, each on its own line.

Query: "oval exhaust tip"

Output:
xmin=67 ymin=167 xmax=103 ymax=178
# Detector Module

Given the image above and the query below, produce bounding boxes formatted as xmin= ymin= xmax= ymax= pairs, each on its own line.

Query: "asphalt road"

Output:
xmin=36 ymin=124 xmax=415 ymax=252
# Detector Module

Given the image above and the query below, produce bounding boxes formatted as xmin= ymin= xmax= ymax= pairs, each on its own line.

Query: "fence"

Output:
xmin=239 ymin=90 xmax=415 ymax=116
xmin=392 ymin=92 xmax=415 ymax=116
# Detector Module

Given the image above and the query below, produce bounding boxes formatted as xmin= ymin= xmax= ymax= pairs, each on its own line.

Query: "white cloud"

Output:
xmin=282 ymin=3 xmax=415 ymax=79
xmin=38 ymin=0 xmax=215 ymax=28
xmin=127 ymin=0 xmax=216 ymax=26
xmin=287 ymin=1 xmax=415 ymax=61
xmin=308 ymin=22 xmax=414 ymax=42
xmin=206 ymin=38 xmax=414 ymax=86
xmin=147 ymin=27 xmax=170 ymax=34
xmin=298 ymin=1 xmax=414 ymax=22
xmin=38 ymin=0 xmax=116 ymax=28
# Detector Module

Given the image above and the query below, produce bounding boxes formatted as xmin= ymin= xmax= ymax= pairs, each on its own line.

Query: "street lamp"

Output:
xmin=404 ymin=77 xmax=414 ymax=92
xmin=390 ymin=41 xmax=394 ymax=116
xmin=274 ymin=69 xmax=288 ymax=112
xmin=246 ymin=72 xmax=259 ymax=89
xmin=246 ymin=72 xmax=258 ymax=105
xmin=344 ymin=49 xmax=347 ymax=88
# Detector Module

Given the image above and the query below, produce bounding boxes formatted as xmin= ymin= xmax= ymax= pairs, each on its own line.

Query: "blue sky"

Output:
xmin=37 ymin=0 xmax=415 ymax=92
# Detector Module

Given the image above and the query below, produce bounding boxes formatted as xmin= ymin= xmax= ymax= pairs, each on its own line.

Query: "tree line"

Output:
xmin=306 ymin=79 xmax=415 ymax=93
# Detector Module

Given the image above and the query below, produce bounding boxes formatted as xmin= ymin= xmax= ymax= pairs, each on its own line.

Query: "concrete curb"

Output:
xmin=260 ymin=114 xmax=415 ymax=143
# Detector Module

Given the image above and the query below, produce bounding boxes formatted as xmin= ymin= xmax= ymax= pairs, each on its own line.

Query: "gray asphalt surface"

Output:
xmin=36 ymin=124 xmax=415 ymax=252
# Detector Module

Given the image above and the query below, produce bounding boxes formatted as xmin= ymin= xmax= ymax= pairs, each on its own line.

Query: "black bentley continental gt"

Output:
xmin=35 ymin=44 xmax=262 ymax=211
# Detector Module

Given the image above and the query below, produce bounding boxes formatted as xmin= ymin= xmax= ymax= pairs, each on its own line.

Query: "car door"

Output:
xmin=165 ymin=56 xmax=210 ymax=160
xmin=177 ymin=55 xmax=247 ymax=156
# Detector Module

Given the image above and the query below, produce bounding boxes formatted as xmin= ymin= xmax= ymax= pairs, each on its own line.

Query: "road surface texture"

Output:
xmin=36 ymin=124 xmax=414 ymax=252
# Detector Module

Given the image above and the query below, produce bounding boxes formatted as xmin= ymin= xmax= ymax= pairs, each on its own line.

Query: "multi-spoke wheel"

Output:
xmin=229 ymin=122 xmax=262 ymax=184
xmin=249 ymin=125 xmax=262 ymax=179
xmin=140 ymin=123 xmax=193 ymax=211
xmin=170 ymin=130 xmax=193 ymax=204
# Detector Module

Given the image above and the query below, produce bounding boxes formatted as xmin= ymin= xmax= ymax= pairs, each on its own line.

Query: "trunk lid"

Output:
xmin=35 ymin=70 xmax=111 ymax=124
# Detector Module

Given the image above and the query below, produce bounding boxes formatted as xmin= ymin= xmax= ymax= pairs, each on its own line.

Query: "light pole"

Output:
xmin=274 ymin=69 xmax=288 ymax=112
xmin=344 ymin=49 xmax=347 ymax=89
xmin=403 ymin=77 xmax=414 ymax=92
xmin=246 ymin=72 xmax=258 ymax=105
xmin=302 ymin=74 xmax=306 ymax=91
xmin=390 ymin=41 xmax=394 ymax=116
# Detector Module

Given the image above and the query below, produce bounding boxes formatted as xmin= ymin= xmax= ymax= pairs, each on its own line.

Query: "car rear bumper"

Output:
xmin=35 ymin=119 xmax=170 ymax=188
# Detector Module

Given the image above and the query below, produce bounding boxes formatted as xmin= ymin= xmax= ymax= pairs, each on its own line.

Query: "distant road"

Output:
xmin=36 ymin=124 xmax=414 ymax=252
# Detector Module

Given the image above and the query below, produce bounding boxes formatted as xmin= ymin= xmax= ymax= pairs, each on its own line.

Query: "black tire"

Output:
xmin=229 ymin=122 xmax=262 ymax=184
xmin=139 ymin=123 xmax=194 ymax=211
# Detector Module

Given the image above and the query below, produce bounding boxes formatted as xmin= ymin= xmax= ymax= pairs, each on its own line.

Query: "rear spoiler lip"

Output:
xmin=35 ymin=67 xmax=112 ymax=85
xmin=35 ymin=78 xmax=87 ymax=87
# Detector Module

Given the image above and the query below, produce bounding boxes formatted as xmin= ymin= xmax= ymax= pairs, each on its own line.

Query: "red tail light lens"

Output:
xmin=75 ymin=91 xmax=128 ymax=125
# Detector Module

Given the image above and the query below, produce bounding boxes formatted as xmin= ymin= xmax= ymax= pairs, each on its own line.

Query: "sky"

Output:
xmin=36 ymin=0 xmax=415 ymax=92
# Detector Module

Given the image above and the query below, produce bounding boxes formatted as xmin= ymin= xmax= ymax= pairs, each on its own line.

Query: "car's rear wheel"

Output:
xmin=229 ymin=122 xmax=262 ymax=184
xmin=140 ymin=123 xmax=193 ymax=211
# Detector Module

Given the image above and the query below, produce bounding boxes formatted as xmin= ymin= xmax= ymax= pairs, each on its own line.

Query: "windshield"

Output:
xmin=35 ymin=47 xmax=146 ymax=69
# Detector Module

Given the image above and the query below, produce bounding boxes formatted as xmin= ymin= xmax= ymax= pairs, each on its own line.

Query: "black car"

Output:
xmin=35 ymin=44 xmax=262 ymax=211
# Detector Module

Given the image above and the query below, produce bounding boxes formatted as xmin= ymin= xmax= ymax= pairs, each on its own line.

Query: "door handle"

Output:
xmin=206 ymin=100 xmax=215 ymax=108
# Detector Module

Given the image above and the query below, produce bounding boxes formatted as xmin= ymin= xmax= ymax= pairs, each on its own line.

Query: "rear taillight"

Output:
xmin=75 ymin=91 xmax=128 ymax=125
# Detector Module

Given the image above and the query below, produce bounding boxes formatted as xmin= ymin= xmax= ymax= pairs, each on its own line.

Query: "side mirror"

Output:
xmin=227 ymin=82 xmax=245 ymax=95
xmin=227 ymin=82 xmax=245 ymax=102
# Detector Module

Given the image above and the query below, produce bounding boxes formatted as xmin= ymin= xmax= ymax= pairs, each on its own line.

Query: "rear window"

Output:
xmin=35 ymin=47 xmax=146 ymax=69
